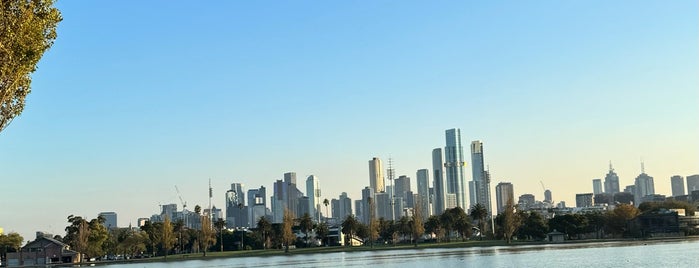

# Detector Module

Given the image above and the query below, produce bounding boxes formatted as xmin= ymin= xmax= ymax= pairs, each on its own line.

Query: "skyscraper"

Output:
xmin=575 ymin=193 xmax=594 ymax=208
xmin=247 ymin=186 xmax=267 ymax=227
xmin=306 ymin=175 xmax=321 ymax=222
xmin=469 ymin=140 xmax=491 ymax=215
xmin=445 ymin=128 xmax=467 ymax=209
xmin=592 ymin=179 xmax=603 ymax=195
xmin=361 ymin=187 xmax=375 ymax=225
xmin=394 ymin=175 xmax=411 ymax=200
xmin=495 ymin=182 xmax=514 ymax=215
xmin=99 ymin=212 xmax=117 ymax=229
xmin=687 ymin=175 xmax=699 ymax=193
xmin=331 ymin=192 xmax=352 ymax=220
xmin=416 ymin=169 xmax=430 ymax=219
xmin=604 ymin=162 xmax=620 ymax=194
xmin=226 ymin=183 xmax=247 ymax=228
xmin=544 ymin=189 xmax=552 ymax=204
xmin=671 ymin=175 xmax=685 ymax=197
xmin=634 ymin=166 xmax=655 ymax=206
xmin=369 ymin=157 xmax=385 ymax=193
xmin=432 ymin=148 xmax=447 ymax=215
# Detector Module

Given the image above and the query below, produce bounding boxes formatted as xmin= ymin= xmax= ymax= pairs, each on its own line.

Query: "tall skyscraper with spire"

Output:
xmin=469 ymin=140 xmax=491 ymax=215
xmin=445 ymin=128 xmax=467 ymax=209
xmin=306 ymin=175 xmax=321 ymax=222
xmin=604 ymin=162 xmax=620 ymax=194
xmin=369 ymin=157 xmax=385 ymax=193
xmin=432 ymin=148 xmax=447 ymax=215
xmin=634 ymin=161 xmax=654 ymax=205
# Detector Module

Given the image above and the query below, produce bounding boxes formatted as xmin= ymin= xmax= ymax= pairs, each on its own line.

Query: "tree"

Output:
xmin=0 ymin=232 xmax=23 ymax=262
xmin=282 ymin=209 xmax=296 ymax=253
xmin=199 ymin=215 xmax=216 ymax=256
xmin=315 ymin=221 xmax=330 ymax=246
xmin=500 ymin=199 xmax=520 ymax=243
xmin=323 ymin=199 xmax=330 ymax=221
xmin=160 ymin=216 xmax=176 ymax=259
xmin=548 ymin=214 xmax=588 ymax=239
xmin=341 ymin=214 xmax=359 ymax=246
xmin=214 ymin=218 xmax=226 ymax=252
xmin=140 ymin=220 xmax=162 ymax=256
xmin=299 ymin=213 xmax=313 ymax=247
xmin=194 ymin=205 xmax=202 ymax=215
xmin=606 ymin=204 xmax=639 ymax=237
xmin=0 ymin=0 xmax=62 ymax=133
xmin=86 ymin=216 xmax=109 ymax=259
xmin=256 ymin=216 xmax=272 ymax=249
xmin=516 ymin=211 xmax=547 ymax=241
xmin=411 ymin=202 xmax=425 ymax=246
xmin=470 ymin=203 xmax=488 ymax=240
xmin=425 ymin=215 xmax=444 ymax=242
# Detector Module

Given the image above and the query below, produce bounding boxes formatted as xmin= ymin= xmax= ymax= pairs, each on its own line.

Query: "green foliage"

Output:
xmin=548 ymin=214 xmax=589 ymax=239
xmin=516 ymin=211 xmax=547 ymax=240
xmin=412 ymin=202 xmax=425 ymax=246
xmin=0 ymin=232 xmax=24 ymax=258
xmin=299 ymin=213 xmax=314 ymax=246
xmin=470 ymin=203 xmax=488 ymax=240
xmin=63 ymin=215 xmax=108 ymax=259
xmin=0 ymin=0 xmax=62 ymax=132
xmin=315 ymin=221 xmax=329 ymax=246
xmin=341 ymin=214 xmax=359 ymax=246
xmin=282 ymin=209 xmax=296 ymax=252
xmin=638 ymin=200 xmax=695 ymax=216
xmin=160 ymin=216 xmax=175 ymax=257
xmin=425 ymin=215 xmax=444 ymax=242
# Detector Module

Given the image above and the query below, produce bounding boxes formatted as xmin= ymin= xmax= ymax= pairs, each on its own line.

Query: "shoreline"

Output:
xmin=52 ymin=235 xmax=699 ymax=267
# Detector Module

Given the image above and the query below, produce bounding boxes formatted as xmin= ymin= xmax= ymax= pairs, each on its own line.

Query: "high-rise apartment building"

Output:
xmin=432 ymin=148 xmax=447 ymax=215
xmin=306 ymin=175 xmax=321 ymax=222
xmin=544 ymin=189 xmax=552 ymax=204
xmin=518 ymin=194 xmax=535 ymax=210
xmin=469 ymin=141 xmax=493 ymax=215
xmin=445 ymin=128 xmax=467 ymax=209
xmin=634 ymin=169 xmax=655 ymax=206
xmin=469 ymin=140 xmax=491 ymax=215
xmin=687 ymin=175 xmax=699 ymax=193
xmin=247 ymin=186 xmax=267 ymax=227
xmin=575 ymin=193 xmax=594 ymax=208
xmin=331 ymin=192 xmax=352 ymax=221
xmin=604 ymin=162 xmax=620 ymax=194
xmin=226 ymin=183 xmax=247 ymax=228
xmin=592 ymin=179 xmax=603 ymax=195
xmin=369 ymin=157 xmax=385 ymax=193
xmin=361 ymin=187 xmax=375 ymax=225
xmin=495 ymin=182 xmax=514 ymax=215
xmin=671 ymin=175 xmax=685 ymax=197
xmin=99 ymin=212 xmax=117 ymax=229
xmin=416 ymin=169 xmax=431 ymax=219
xmin=394 ymin=175 xmax=411 ymax=201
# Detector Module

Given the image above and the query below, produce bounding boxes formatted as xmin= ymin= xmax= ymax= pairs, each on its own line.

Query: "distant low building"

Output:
xmin=547 ymin=229 xmax=565 ymax=243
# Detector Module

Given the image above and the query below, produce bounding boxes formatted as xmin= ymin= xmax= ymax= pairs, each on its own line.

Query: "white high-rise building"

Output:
xmin=306 ymin=175 xmax=321 ymax=222
xmin=369 ymin=157 xmax=385 ymax=193
xmin=445 ymin=128 xmax=467 ymax=209
xmin=469 ymin=140 xmax=491 ymax=215
xmin=592 ymin=179 xmax=603 ymax=195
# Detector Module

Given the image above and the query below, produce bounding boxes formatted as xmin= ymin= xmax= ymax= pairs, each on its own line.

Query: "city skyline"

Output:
xmin=1 ymin=1 xmax=697 ymax=241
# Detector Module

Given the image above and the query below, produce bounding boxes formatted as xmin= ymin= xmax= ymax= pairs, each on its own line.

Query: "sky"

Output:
xmin=1 ymin=1 xmax=697 ymax=241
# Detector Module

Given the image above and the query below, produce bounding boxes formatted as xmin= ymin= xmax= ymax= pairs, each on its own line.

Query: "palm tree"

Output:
xmin=341 ymin=215 xmax=359 ymax=246
xmin=213 ymin=218 xmax=226 ymax=252
xmin=470 ymin=203 xmax=488 ymax=240
xmin=256 ymin=216 xmax=272 ymax=249
xmin=323 ymin=199 xmax=330 ymax=222
xmin=299 ymin=213 xmax=313 ymax=247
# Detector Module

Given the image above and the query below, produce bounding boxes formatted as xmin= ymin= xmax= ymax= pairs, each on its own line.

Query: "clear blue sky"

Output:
xmin=1 ymin=1 xmax=697 ymax=240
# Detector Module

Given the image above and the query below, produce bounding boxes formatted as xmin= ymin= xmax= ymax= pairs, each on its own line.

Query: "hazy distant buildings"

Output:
xmin=575 ymin=193 xmax=594 ymax=208
xmin=99 ymin=212 xmax=117 ymax=229
xmin=394 ymin=175 xmax=411 ymax=201
xmin=247 ymin=186 xmax=267 ymax=226
xmin=518 ymin=194 xmax=535 ymax=210
xmin=469 ymin=140 xmax=491 ymax=215
xmin=671 ymin=175 xmax=685 ymax=197
xmin=687 ymin=175 xmax=699 ymax=193
xmin=432 ymin=148 xmax=447 ymax=215
xmin=306 ymin=175 xmax=321 ymax=221
xmin=634 ymin=170 xmax=655 ymax=206
xmin=592 ymin=179 xmax=603 ymax=195
xmin=544 ymin=190 xmax=552 ymax=204
xmin=226 ymin=183 xmax=247 ymax=228
xmin=331 ymin=192 xmax=352 ymax=221
xmin=445 ymin=128 xmax=467 ymax=209
xmin=495 ymin=182 xmax=514 ymax=214
xmin=360 ymin=187 xmax=375 ymax=225
xmin=369 ymin=157 xmax=385 ymax=193
xmin=416 ymin=169 xmax=430 ymax=218
xmin=604 ymin=163 xmax=620 ymax=194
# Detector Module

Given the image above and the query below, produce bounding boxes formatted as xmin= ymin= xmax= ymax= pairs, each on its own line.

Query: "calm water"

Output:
xmin=104 ymin=240 xmax=699 ymax=268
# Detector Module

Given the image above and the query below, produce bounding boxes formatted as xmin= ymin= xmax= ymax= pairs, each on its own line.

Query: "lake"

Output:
xmin=104 ymin=239 xmax=699 ymax=267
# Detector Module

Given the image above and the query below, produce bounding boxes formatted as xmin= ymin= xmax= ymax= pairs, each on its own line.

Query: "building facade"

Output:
xmin=416 ymin=169 xmax=431 ymax=219
xmin=445 ymin=128 xmax=467 ymax=209
xmin=495 ymin=182 xmax=514 ymax=215
xmin=369 ymin=157 xmax=385 ymax=193
xmin=604 ymin=163 xmax=620 ymax=194
xmin=592 ymin=179 xmax=603 ymax=195
xmin=432 ymin=148 xmax=447 ymax=215
xmin=671 ymin=175 xmax=685 ymax=197
xmin=575 ymin=193 xmax=594 ymax=208
xmin=306 ymin=175 xmax=321 ymax=222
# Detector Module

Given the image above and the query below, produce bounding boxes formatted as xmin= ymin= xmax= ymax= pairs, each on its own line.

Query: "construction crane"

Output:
xmin=175 ymin=185 xmax=187 ymax=211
